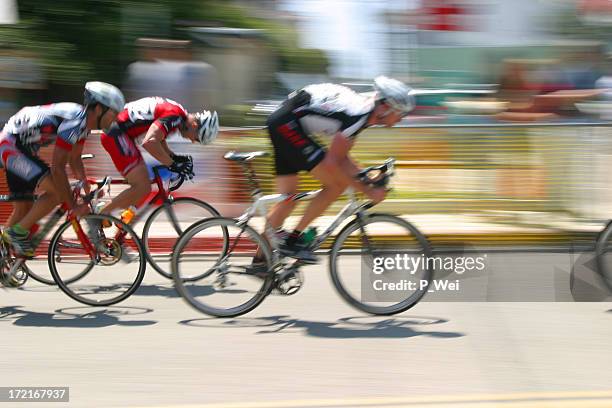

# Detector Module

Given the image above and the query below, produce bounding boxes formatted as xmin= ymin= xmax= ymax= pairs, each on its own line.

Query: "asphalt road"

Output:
xmin=1 ymin=252 xmax=612 ymax=408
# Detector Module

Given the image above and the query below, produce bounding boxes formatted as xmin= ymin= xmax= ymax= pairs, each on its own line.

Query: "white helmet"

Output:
xmin=373 ymin=76 xmax=415 ymax=114
xmin=84 ymin=81 xmax=125 ymax=112
xmin=193 ymin=110 xmax=219 ymax=145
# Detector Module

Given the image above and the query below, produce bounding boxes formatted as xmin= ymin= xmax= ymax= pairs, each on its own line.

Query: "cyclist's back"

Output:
xmin=113 ymin=97 xmax=188 ymax=139
xmin=283 ymin=83 xmax=373 ymax=140
xmin=2 ymin=102 xmax=87 ymax=153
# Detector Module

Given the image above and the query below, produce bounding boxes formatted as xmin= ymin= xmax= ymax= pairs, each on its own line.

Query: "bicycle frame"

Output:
xmin=232 ymin=156 xmax=395 ymax=262
xmin=237 ymin=188 xmax=367 ymax=254
xmin=91 ymin=166 xmax=183 ymax=243
xmin=3 ymin=195 xmax=96 ymax=278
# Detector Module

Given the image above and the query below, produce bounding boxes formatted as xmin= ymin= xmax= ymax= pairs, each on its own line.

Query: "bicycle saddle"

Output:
xmin=224 ymin=151 xmax=269 ymax=162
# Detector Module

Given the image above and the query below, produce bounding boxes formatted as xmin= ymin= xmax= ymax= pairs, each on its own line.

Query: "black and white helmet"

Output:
xmin=373 ymin=76 xmax=415 ymax=114
xmin=193 ymin=110 xmax=219 ymax=145
xmin=84 ymin=81 xmax=125 ymax=112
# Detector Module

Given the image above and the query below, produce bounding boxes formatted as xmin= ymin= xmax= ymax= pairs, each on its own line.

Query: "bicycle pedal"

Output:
xmin=274 ymin=268 xmax=303 ymax=296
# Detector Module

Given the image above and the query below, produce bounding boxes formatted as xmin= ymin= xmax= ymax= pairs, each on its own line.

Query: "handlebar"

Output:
xmin=152 ymin=165 xmax=185 ymax=192
xmin=356 ymin=158 xmax=395 ymax=188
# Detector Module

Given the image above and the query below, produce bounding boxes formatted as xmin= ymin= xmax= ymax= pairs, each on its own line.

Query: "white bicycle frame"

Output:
xmin=238 ymin=187 xmax=365 ymax=247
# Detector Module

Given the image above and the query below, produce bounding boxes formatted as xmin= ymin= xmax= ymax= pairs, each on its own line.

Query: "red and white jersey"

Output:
xmin=114 ymin=97 xmax=188 ymax=139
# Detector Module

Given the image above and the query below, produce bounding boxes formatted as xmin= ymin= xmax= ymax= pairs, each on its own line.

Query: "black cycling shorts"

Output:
xmin=0 ymin=142 xmax=50 ymax=195
xmin=267 ymin=100 xmax=325 ymax=176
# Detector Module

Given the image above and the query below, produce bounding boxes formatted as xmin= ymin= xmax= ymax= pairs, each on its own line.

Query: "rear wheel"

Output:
xmin=171 ymin=217 xmax=274 ymax=317
xmin=595 ymin=221 xmax=612 ymax=292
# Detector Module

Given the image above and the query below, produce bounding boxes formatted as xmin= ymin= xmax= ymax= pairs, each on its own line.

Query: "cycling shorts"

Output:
xmin=267 ymin=101 xmax=325 ymax=176
xmin=101 ymin=124 xmax=143 ymax=177
xmin=0 ymin=133 xmax=50 ymax=195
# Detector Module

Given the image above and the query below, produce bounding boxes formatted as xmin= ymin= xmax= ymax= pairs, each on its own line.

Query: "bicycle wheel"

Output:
xmin=142 ymin=197 xmax=224 ymax=279
xmin=329 ymin=213 xmax=433 ymax=315
xmin=49 ymin=214 xmax=146 ymax=306
xmin=27 ymin=238 xmax=94 ymax=285
xmin=595 ymin=221 xmax=612 ymax=292
xmin=171 ymin=217 xmax=275 ymax=317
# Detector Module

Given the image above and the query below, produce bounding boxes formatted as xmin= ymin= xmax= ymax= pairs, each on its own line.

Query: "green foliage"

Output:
xmin=0 ymin=0 xmax=327 ymax=91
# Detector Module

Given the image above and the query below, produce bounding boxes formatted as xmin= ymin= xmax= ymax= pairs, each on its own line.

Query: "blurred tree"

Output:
xmin=0 ymin=0 xmax=327 ymax=100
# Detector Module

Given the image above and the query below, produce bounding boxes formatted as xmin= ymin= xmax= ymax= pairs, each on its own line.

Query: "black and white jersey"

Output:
xmin=291 ymin=84 xmax=374 ymax=140
xmin=2 ymin=103 xmax=87 ymax=152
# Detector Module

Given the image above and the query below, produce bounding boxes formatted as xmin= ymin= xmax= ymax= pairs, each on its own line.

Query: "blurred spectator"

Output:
xmin=496 ymin=60 xmax=536 ymax=106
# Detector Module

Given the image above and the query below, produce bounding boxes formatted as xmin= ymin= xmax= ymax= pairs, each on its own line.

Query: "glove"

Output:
xmin=169 ymin=160 xmax=194 ymax=180
xmin=171 ymin=154 xmax=192 ymax=164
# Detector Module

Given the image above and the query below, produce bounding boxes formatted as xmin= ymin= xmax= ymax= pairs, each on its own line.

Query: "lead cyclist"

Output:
xmin=250 ymin=76 xmax=416 ymax=272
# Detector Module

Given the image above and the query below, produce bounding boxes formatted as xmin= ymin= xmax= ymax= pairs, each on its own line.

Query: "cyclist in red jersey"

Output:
xmin=97 ymin=96 xmax=219 ymax=218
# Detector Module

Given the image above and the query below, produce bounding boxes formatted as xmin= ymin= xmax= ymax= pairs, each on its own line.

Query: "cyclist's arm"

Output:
xmin=68 ymin=141 xmax=91 ymax=194
xmin=68 ymin=141 xmax=87 ymax=180
xmin=161 ymin=140 xmax=174 ymax=158
xmin=142 ymin=123 xmax=173 ymax=166
xmin=51 ymin=146 xmax=78 ymax=209
xmin=328 ymin=133 xmax=371 ymax=194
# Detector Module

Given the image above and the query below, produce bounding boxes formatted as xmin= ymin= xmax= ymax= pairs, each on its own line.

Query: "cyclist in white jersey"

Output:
xmin=260 ymin=76 xmax=415 ymax=264
xmin=0 ymin=82 xmax=125 ymax=257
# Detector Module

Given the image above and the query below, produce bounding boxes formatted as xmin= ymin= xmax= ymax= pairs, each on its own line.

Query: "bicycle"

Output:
xmin=0 ymin=177 xmax=147 ymax=306
xmin=171 ymin=151 xmax=433 ymax=318
xmin=90 ymin=160 xmax=224 ymax=279
xmin=594 ymin=221 xmax=612 ymax=292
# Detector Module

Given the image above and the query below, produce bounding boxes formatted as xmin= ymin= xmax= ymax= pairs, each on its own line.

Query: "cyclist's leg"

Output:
xmin=294 ymin=156 xmax=346 ymax=232
xmin=99 ymin=130 xmax=150 ymax=215
xmin=17 ymin=175 xmax=60 ymax=230
xmin=100 ymin=163 xmax=150 ymax=215
xmin=6 ymin=202 xmax=32 ymax=228
xmin=267 ymin=175 xmax=299 ymax=230
xmin=1 ymin=148 xmax=55 ymax=255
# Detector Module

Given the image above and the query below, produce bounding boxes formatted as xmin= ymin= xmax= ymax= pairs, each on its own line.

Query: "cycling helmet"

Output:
xmin=373 ymin=76 xmax=415 ymax=114
xmin=84 ymin=81 xmax=125 ymax=112
xmin=193 ymin=110 xmax=219 ymax=145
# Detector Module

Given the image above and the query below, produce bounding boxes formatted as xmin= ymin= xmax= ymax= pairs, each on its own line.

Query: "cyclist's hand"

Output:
xmin=172 ymin=154 xmax=192 ymax=164
xmin=366 ymin=186 xmax=387 ymax=204
xmin=70 ymin=203 xmax=90 ymax=218
xmin=169 ymin=160 xmax=194 ymax=180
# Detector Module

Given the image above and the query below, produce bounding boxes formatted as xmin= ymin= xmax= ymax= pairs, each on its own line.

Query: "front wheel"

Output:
xmin=49 ymin=214 xmax=146 ymax=306
xmin=142 ymin=197 xmax=224 ymax=279
xmin=329 ymin=213 xmax=433 ymax=315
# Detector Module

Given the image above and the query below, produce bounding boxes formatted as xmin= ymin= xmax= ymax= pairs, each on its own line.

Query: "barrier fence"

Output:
xmin=1 ymin=122 xmax=611 ymax=242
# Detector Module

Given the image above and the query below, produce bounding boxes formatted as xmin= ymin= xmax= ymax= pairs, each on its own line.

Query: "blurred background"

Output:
xmin=2 ymin=0 xmax=612 ymax=244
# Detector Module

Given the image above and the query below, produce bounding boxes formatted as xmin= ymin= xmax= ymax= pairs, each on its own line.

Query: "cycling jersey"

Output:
xmin=102 ymin=97 xmax=188 ymax=176
xmin=0 ymin=103 xmax=87 ymax=194
xmin=267 ymin=84 xmax=374 ymax=175
xmin=291 ymin=84 xmax=374 ymax=140
xmin=114 ymin=97 xmax=188 ymax=139
xmin=1 ymin=102 xmax=87 ymax=153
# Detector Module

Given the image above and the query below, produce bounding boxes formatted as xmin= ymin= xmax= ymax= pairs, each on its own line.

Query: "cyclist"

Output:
xmin=0 ymin=81 xmax=125 ymax=257
xmin=261 ymin=76 xmax=415 ymax=264
xmin=96 ymin=96 xmax=218 ymax=219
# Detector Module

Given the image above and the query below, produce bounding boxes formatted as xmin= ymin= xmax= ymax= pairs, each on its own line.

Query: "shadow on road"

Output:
xmin=0 ymin=305 xmax=157 ymax=328
xmin=179 ymin=315 xmax=464 ymax=339
xmin=132 ymin=284 xmax=214 ymax=298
